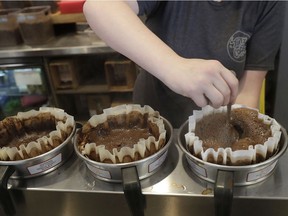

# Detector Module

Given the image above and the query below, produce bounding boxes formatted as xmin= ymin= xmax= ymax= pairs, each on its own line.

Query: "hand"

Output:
xmin=162 ymin=58 xmax=239 ymax=108
xmin=83 ymin=1 xmax=238 ymax=107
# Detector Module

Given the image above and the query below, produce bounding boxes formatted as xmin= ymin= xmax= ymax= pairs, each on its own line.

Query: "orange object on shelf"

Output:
xmin=58 ymin=0 xmax=85 ymax=14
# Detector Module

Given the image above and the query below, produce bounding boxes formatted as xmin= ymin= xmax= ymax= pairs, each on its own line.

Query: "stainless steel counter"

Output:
xmin=3 ymin=130 xmax=288 ymax=216
xmin=0 ymin=33 xmax=113 ymax=58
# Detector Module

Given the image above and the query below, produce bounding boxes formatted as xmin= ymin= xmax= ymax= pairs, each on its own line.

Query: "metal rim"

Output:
xmin=0 ymin=124 xmax=76 ymax=166
xmin=74 ymin=117 xmax=173 ymax=169
xmin=178 ymin=120 xmax=288 ymax=171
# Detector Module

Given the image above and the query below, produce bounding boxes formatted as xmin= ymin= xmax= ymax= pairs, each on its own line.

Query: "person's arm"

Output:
xmin=83 ymin=0 xmax=238 ymax=108
xmin=235 ymin=70 xmax=267 ymax=108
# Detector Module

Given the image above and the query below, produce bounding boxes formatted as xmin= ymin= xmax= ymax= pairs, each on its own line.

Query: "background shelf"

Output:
xmin=51 ymin=12 xmax=86 ymax=24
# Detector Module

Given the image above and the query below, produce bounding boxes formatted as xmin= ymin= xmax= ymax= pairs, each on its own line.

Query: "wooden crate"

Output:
xmin=104 ymin=60 xmax=137 ymax=90
xmin=49 ymin=59 xmax=79 ymax=89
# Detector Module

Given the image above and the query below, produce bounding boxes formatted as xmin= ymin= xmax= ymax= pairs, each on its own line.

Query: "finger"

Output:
xmin=209 ymin=76 xmax=231 ymax=106
xmin=220 ymin=69 xmax=239 ymax=103
xmin=203 ymin=86 xmax=225 ymax=108
xmin=229 ymin=70 xmax=238 ymax=103
xmin=192 ymin=93 xmax=210 ymax=107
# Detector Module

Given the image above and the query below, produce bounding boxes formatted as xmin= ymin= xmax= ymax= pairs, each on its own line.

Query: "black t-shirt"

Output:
xmin=134 ymin=1 xmax=285 ymax=128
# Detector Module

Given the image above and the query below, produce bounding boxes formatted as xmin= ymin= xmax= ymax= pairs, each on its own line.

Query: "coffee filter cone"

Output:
xmin=185 ymin=104 xmax=281 ymax=165
xmin=78 ymin=104 xmax=166 ymax=164
xmin=0 ymin=107 xmax=75 ymax=161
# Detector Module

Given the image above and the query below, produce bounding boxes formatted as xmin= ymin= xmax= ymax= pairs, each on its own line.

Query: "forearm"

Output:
xmin=83 ymin=0 xmax=238 ymax=108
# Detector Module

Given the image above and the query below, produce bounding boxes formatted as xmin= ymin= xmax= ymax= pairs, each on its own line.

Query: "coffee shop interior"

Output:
xmin=1 ymin=1 xmax=288 ymax=216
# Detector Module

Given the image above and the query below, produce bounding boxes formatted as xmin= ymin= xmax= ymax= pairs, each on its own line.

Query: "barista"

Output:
xmin=83 ymin=1 xmax=285 ymax=127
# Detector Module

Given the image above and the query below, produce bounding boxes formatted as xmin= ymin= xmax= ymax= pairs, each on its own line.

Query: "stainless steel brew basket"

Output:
xmin=178 ymin=120 xmax=288 ymax=186
xmin=74 ymin=117 xmax=173 ymax=183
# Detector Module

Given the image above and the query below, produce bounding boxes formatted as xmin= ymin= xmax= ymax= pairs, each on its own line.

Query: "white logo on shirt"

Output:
xmin=227 ymin=31 xmax=250 ymax=63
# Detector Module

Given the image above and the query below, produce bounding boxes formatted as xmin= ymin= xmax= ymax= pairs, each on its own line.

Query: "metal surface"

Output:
xmin=74 ymin=117 xmax=173 ymax=182
xmin=1 ymin=129 xmax=288 ymax=216
xmin=15 ymin=126 xmax=75 ymax=178
xmin=0 ymin=120 xmax=76 ymax=179
xmin=0 ymin=32 xmax=114 ymax=58
xmin=178 ymin=121 xmax=288 ymax=186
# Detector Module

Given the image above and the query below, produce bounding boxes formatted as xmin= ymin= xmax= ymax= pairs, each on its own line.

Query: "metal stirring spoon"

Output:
xmin=226 ymin=70 xmax=236 ymax=124
xmin=227 ymin=103 xmax=232 ymax=124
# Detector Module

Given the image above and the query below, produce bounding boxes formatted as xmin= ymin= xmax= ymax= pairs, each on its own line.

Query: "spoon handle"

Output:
xmin=227 ymin=103 xmax=232 ymax=123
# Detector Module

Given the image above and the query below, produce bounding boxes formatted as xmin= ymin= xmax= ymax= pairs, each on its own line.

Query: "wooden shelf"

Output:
xmin=109 ymin=86 xmax=134 ymax=92
xmin=55 ymin=85 xmax=134 ymax=94
xmin=55 ymin=84 xmax=109 ymax=94
xmin=51 ymin=12 xmax=86 ymax=24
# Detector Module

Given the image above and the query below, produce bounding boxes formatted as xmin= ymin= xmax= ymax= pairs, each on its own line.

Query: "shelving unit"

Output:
xmin=0 ymin=10 xmax=138 ymax=121
xmin=48 ymin=13 xmax=137 ymax=120
xmin=45 ymin=54 xmax=138 ymax=121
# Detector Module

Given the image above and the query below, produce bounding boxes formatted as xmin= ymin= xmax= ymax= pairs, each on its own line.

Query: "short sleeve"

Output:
xmin=137 ymin=0 xmax=161 ymax=16
xmin=245 ymin=1 xmax=286 ymax=71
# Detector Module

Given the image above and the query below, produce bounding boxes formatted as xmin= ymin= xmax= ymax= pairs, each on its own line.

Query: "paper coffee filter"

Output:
xmin=79 ymin=104 xmax=166 ymax=164
xmin=0 ymin=107 xmax=75 ymax=161
xmin=4 ymin=147 xmax=18 ymax=160
xmin=87 ymin=104 xmax=158 ymax=128
xmin=113 ymin=146 xmax=135 ymax=163
xmin=185 ymin=105 xmax=281 ymax=165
